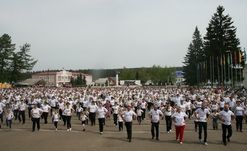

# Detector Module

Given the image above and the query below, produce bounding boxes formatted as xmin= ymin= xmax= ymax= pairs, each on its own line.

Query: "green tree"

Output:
xmin=0 ymin=34 xmax=15 ymax=82
xmin=183 ymin=27 xmax=204 ymax=86
xmin=10 ymin=43 xmax=37 ymax=82
xmin=204 ymin=5 xmax=242 ymax=85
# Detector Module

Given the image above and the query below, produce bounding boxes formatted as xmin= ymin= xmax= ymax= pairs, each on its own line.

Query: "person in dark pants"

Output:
xmin=96 ymin=103 xmax=108 ymax=134
xmin=63 ymin=102 xmax=74 ymax=131
xmin=219 ymin=104 xmax=235 ymax=146
xmin=149 ymin=105 xmax=163 ymax=140
xmin=88 ymin=101 xmax=97 ymax=126
xmin=194 ymin=103 xmax=210 ymax=145
xmin=18 ymin=101 xmax=26 ymax=124
xmin=31 ymin=104 xmax=43 ymax=132
xmin=164 ymin=103 xmax=172 ymax=133
xmin=122 ymin=105 xmax=136 ymax=142
xmin=234 ymin=100 xmax=244 ymax=132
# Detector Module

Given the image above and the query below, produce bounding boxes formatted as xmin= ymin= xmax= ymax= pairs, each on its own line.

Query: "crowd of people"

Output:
xmin=0 ymin=86 xmax=247 ymax=145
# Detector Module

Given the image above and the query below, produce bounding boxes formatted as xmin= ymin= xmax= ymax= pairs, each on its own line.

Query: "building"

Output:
xmin=175 ymin=71 xmax=185 ymax=85
xmin=31 ymin=70 xmax=92 ymax=87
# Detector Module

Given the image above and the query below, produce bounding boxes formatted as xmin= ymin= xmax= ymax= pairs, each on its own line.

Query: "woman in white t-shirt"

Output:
xmin=96 ymin=103 xmax=108 ymax=134
xmin=171 ymin=106 xmax=188 ymax=144
xmin=52 ymin=110 xmax=59 ymax=131
xmin=234 ymin=100 xmax=244 ymax=132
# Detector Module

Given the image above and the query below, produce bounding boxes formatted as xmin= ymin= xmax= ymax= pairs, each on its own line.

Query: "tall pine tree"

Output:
xmin=183 ymin=27 xmax=204 ymax=86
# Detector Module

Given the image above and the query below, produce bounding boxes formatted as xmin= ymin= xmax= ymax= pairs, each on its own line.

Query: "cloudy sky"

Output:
xmin=0 ymin=0 xmax=246 ymax=71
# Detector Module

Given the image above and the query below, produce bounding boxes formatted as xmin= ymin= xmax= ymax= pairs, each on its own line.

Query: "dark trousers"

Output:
xmin=42 ymin=112 xmax=49 ymax=124
xmin=66 ymin=116 xmax=71 ymax=129
xmin=194 ymin=121 xmax=198 ymax=132
xmin=32 ymin=118 xmax=40 ymax=131
xmin=186 ymin=110 xmax=192 ymax=119
xmin=113 ymin=114 xmax=118 ymax=125
xmin=59 ymin=109 xmax=63 ymax=120
xmin=137 ymin=116 xmax=142 ymax=124
xmin=89 ymin=112 xmax=96 ymax=126
xmin=198 ymin=122 xmax=207 ymax=142
xmin=151 ymin=122 xmax=159 ymax=139
xmin=28 ymin=107 xmax=32 ymax=118
xmin=236 ymin=116 xmax=243 ymax=131
xmin=222 ymin=124 xmax=232 ymax=144
xmin=213 ymin=118 xmax=218 ymax=130
xmin=6 ymin=119 xmax=12 ymax=128
xmin=0 ymin=113 xmax=3 ymax=123
xmin=18 ymin=111 xmax=25 ymax=124
xmin=141 ymin=109 xmax=146 ymax=120
xmin=14 ymin=110 xmax=19 ymax=120
xmin=165 ymin=116 xmax=172 ymax=132
xmin=54 ymin=121 xmax=58 ymax=128
xmin=118 ymin=121 xmax=123 ymax=131
xmin=98 ymin=118 xmax=105 ymax=132
xmin=125 ymin=122 xmax=132 ymax=140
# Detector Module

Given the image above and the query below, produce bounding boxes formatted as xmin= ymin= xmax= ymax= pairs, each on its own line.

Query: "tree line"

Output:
xmin=0 ymin=34 xmax=37 ymax=83
xmin=183 ymin=6 xmax=245 ymax=86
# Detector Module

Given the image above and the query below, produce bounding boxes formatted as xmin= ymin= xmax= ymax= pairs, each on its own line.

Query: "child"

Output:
xmin=52 ymin=110 xmax=60 ymax=131
xmin=76 ymin=104 xmax=83 ymax=120
xmin=80 ymin=111 xmax=88 ymax=131
xmin=136 ymin=107 xmax=143 ymax=125
xmin=6 ymin=109 xmax=14 ymax=129
xmin=211 ymin=110 xmax=219 ymax=130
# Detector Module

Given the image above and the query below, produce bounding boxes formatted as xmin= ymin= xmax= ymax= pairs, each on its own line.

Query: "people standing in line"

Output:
xmin=122 ymin=105 xmax=136 ymax=142
xmin=164 ymin=102 xmax=172 ymax=133
xmin=80 ymin=111 xmax=88 ymax=131
xmin=52 ymin=109 xmax=59 ymax=131
xmin=18 ymin=100 xmax=26 ymax=124
xmin=149 ymin=105 xmax=163 ymax=140
xmin=6 ymin=108 xmax=14 ymax=129
xmin=194 ymin=103 xmax=210 ymax=145
xmin=234 ymin=100 xmax=244 ymax=132
xmin=96 ymin=102 xmax=108 ymax=134
xmin=31 ymin=104 xmax=43 ymax=132
xmin=88 ymin=101 xmax=97 ymax=126
xmin=219 ymin=103 xmax=235 ymax=146
xmin=63 ymin=102 xmax=74 ymax=131
xmin=41 ymin=102 xmax=51 ymax=124
xmin=171 ymin=106 xmax=188 ymax=144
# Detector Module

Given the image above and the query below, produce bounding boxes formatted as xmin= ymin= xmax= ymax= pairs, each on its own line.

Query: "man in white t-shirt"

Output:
xmin=219 ymin=103 xmax=235 ymax=146
xmin=122 ymin=105 xmax=136 ymax=142
xmin=149 ymin=105 xmax=163 ymax=140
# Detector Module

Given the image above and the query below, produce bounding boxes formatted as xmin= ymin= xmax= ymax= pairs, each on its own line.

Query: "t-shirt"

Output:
xmin=235 ymin=106 xmax=244 ymax=116
xmin=149 ymin=109 xmax=163 ymax=123
xmin=31 ymin=108 xmax=43 ymax=118
xmin=195 ymin=108 xmax=210 ymax=122
xmin=123 ymin=110 xmax=136 ymax=122
xmin=171 ymin=112 xmax=188 ymax=126
xmin=219 ymin=110 xmax=234 ymax=125
xmin=97 ymin=107 xmax=108 ymax=118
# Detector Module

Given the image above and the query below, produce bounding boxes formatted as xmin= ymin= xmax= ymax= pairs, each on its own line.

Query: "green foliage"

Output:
xmin=0 ymin=34 xmax=37 ymax=82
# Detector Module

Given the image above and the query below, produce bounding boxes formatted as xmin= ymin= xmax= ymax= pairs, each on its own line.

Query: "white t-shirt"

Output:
xmin=172 ymin=112 xmax=188 ymax=126
xmin=63 ymin=107 xmax=72 ymax=116
xmin=53 ymin=113 xmax=59 ymax=122
xmin=97 ymin=107 xmax=108 ymax=118
xmin=89 ymin=104 xmax=97 ymax=113
xmin=123 ymin=110 xmax=136 ymax=122
xmin=42 ymin=104 xmax=51 ymax=113
xmin=31 ymin=108 xmax=43 ymax=118
xmin=112 ymin=105 xmax=119 ymax=114
xmin=137 ymin=109 xmax=143 ymax=116
xmin=219 ymin=110 xmax=234 ymax=125
xmin=235 ymin=106 xmax=244 ymax=116
xmin=195 ymin=108 xmax=210 ymax=122
xmin=149 ymin=109 xmax=163 ymax=123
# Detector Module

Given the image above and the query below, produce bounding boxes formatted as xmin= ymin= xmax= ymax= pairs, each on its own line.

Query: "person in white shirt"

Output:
xmin=118 ymin=107 xmax=124 ymax=131
xmin=96 ymin=103 xmax=108 ymax=134
xmin=149 ymin=105 xmax=163 ymax=140
xmin=164 ymin=102 xmax=172 ymax=133
xmin=122 ymin=105 xmax=137 ymax=142
xmin=31 ymin=104 xmax=43 ymax=132
xmin=80 ymin=111 xmax=88 ymax=131
xmin=171 ymin=106 xmax=188 ymax=144
xmin=234 ymin=100 xmax=244 ymax=132
xmin=136 ymin=107 xmax=143 ymax=125
xmin=194 ymin=103 xmax=210 ymax=145
xmin=112 ymin=102 xmax=119 ymax=126
xmin=219 ymin=103 xmax=235 ymax=146
xmin=63 ymin=102 xmax=74 ymax=131
xmin=88 ymin=101 xmax=97 ymax=126
xmin=41 ymin=102 xmax=51 ymax=124
xmin=52 ymin=110 xmax=59 ymax=131
xmin=6 ymin=108 xmax=14 ymax=129
xmin=18 ymin=100 xmax=26 ymax=124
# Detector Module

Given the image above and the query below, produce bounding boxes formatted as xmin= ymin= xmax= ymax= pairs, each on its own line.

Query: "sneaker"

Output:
xmin=204 ymin=142 xmax=208 ymax=145
xmin=176 ymin=139 xmax=180 ymax=142
xmin=55 ymin=128 xmax=58 ymax=131
xmin=69 ymin=128 xmax=72 ymax=131
xmin=199 ymin=139 xmax=203 ymax=143
xmin=67 ymin=129 xmax=69 ymax=131
xmin=180 ymin=142 xmax=183 ymax=144
xmin=100 ymin=132 xmax=103 ymax=135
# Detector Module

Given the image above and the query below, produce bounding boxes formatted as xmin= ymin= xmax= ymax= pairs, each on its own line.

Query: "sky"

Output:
xmin=0 ymin=0 xmax=246 ymax=71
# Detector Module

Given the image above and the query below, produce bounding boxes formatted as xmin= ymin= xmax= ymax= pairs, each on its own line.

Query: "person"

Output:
xmin=96 ymin=102 xmax=108 ymax=134
xmin=211 ymin=110 xmax=219 ymax=130
xmin=63 ymin=102 xmax=74 ymax=131
xmin=18 ymin=100 xmax=26 ymax=124
xmin=171 ymin=106 xmax=188 ymax=144
xmin=6 ymin=109 xmax=14 ymax=129
xmin=88 ymin=101 xmax=97 ymax=126
xmin=122 ymin=105 xmax=136 ymax=142
xmin=149 ymin=105 xmax=163 ymax=140
xmin=219 ymin=103 xmax=235 ymax=146
xmin=136 ymin=107 xmax=143 ymax=125
xmin=112 ymin=102 xmax=119 ymax=126
xmin=234 ymin=100 xmax=244 ymax=132
xmin=52 ymin=110 xmax=59 ymax=131
xmin=31 ymin=104 xmax=43 ymax=132
xmin=41 ymin=102 xmax=51 ymax=124
xmin=80 ymin=111 xmax=88 ymax=131
xmin=164 ymin=102 xmax=172 ymax=133
xmin=194 ymin=103 xmax=210 ymax=145
xmin=118 ymin=108 xmax=124 ymax=131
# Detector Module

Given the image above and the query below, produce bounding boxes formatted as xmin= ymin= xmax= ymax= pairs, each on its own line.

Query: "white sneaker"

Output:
xmin=176 ymin=139 xmax=180 ymax=142
xmin=204 ymin=142 xmax=208 ymax=145
xmin=69 ymin=128 xmax=72 ymax=131
xmin=55 ymin=128 xmax=58 ymax=131
xmin=67 ymin=129 xmax=69 ymax=131
xmin=180 ymin=142 xmax=183 ymax=144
